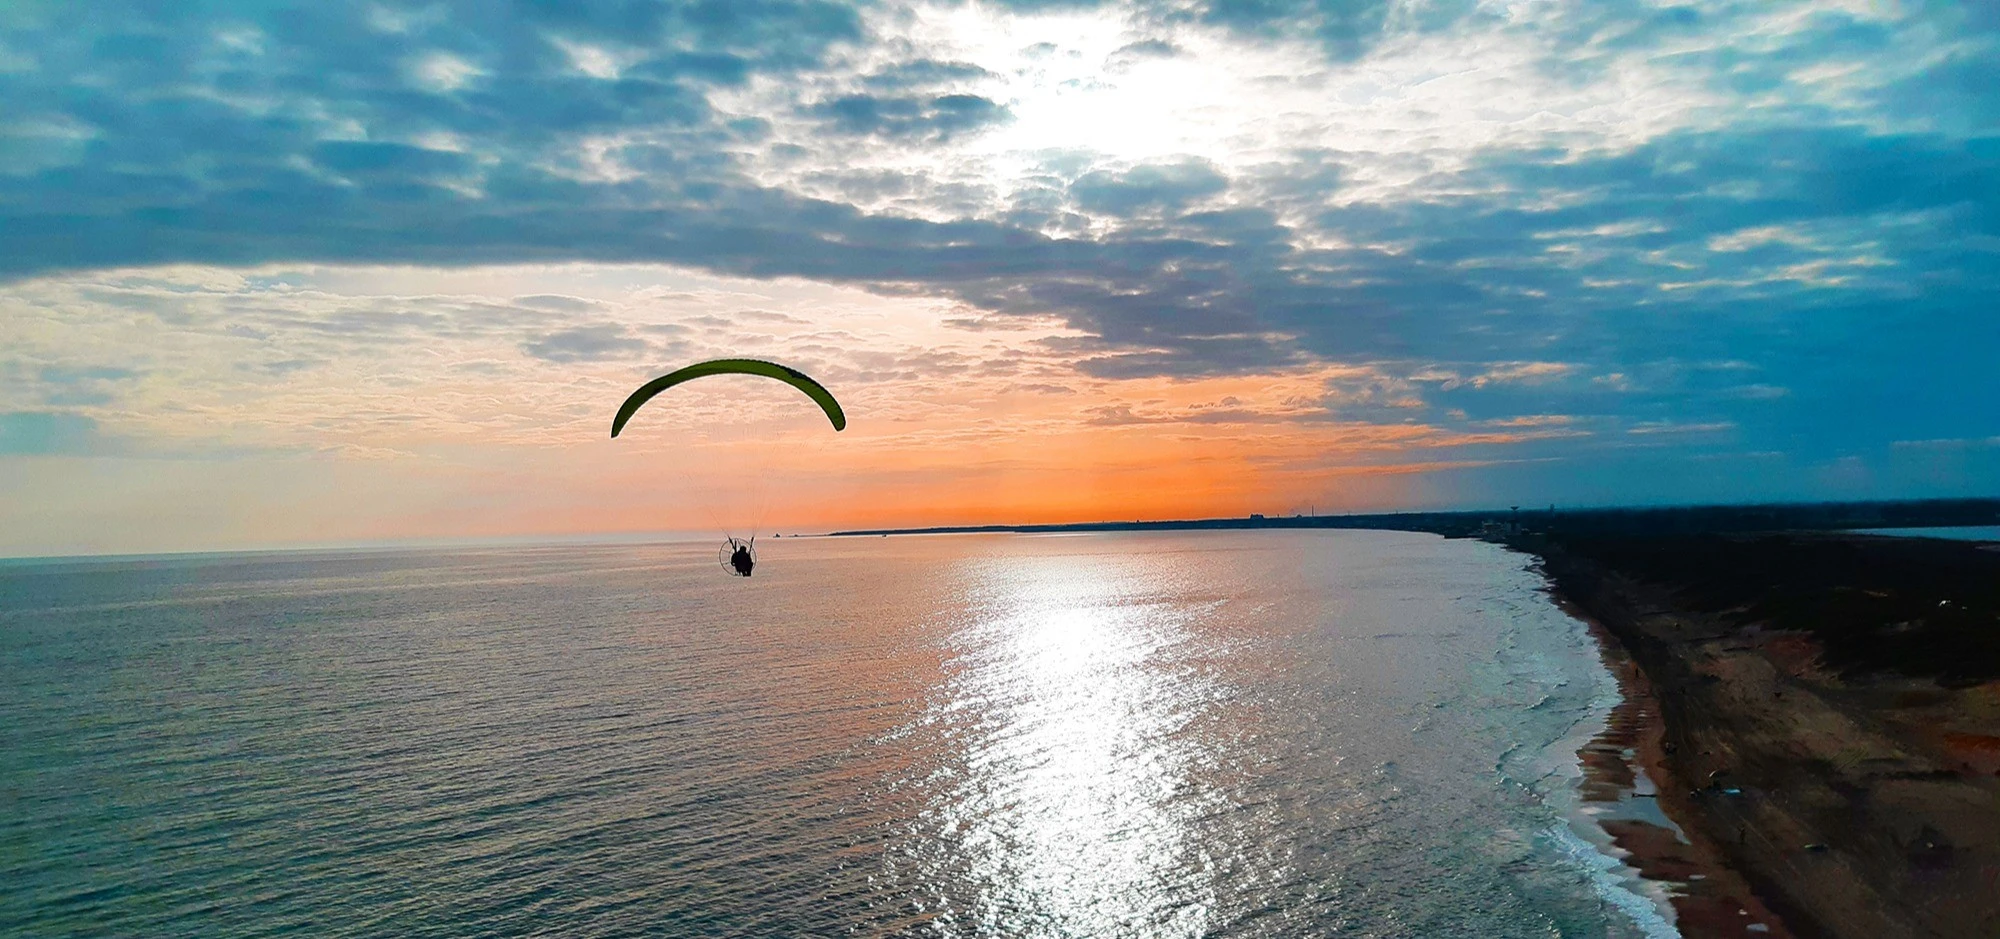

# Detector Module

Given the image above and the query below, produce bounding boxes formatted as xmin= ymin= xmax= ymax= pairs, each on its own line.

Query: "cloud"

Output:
xmin=1411 ymin=362 xmax=1576 ymax=391
xmin=1070 ymin=160 xmax=1230 ymax=215
xmin=0 ymin=262 xmax=1109 ymax=461
xmin=2 ymin=0 xmax=1997 ymax=524
xmin=1085 ymin=403 xmax=1296 ymax=426
xmin=521 ymin=324 xmax=651 ymax=362
xmin=1194 ymin=0 xmax=1402 ymax=60
xmin=1627 ymin=420 xmax=1735 ymax=436
xmin=861 ymin=58 xmax=996 ymax=90
xmin=27 ymin=365 xmax=140 ymax=406
xmin=811 ymin=92 xmax=1012 ymax=142
xmin=512 ymin=294 xmax=601 ymax=312
xmin=1892 ymin=436 xmax=2000 ymax=451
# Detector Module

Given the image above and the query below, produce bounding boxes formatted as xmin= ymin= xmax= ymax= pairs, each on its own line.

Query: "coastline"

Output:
xmin=1531 ymin=532 xmax=2000 ymax=939
xmin=1555 ymin=591 xmax=1795 ymax=938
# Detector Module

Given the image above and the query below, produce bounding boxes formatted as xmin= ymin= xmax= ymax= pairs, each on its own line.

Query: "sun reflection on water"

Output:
xmin=904 ymin=553 xmax=1223 ymax=937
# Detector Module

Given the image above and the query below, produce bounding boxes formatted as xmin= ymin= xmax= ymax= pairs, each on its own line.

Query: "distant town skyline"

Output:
xmin=3 ymin=0 xmax=1997 ymax=556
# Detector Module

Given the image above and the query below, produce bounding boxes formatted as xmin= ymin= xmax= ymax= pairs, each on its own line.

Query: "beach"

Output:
xmin=1535 ymin=532 xmax=2000 ymax=938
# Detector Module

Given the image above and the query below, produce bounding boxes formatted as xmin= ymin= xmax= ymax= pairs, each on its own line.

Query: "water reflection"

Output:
xmin=5 ymin=533 xmax=1658 ymax=938
xmin=892 ymin=553 xmax=1223 ymax=937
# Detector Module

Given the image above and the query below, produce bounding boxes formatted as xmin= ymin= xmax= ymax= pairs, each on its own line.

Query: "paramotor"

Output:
xmin=610 ymin=359 xmax=845 ymax=578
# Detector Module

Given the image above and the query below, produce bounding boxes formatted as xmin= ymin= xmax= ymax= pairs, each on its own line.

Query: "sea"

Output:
xmin=1 ymin=530 xmax=1678 ymax=938
xmin=1851 ymin=525 xmax=2000 ymax=542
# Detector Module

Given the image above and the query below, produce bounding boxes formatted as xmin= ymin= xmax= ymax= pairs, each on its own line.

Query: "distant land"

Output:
xmin=827 ymin=497 xmax=2000 ymax=539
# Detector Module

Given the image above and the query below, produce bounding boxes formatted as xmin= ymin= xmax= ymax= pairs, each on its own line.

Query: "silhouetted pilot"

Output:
xmin=730 ymin=544 xmax=754 ymax=577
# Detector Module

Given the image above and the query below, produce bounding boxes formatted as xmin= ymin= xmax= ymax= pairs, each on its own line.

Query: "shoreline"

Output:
xmin=1530 ymin=532 xmax=2000 ymax=939
xmin=1554 ymin=590 xmax=1796 ymax=938
xmin=823 ymin=498 xmax=2000 ymax=540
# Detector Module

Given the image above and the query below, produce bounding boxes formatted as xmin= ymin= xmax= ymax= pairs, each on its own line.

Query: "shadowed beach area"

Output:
xmin=1536 ymin=532 xmax=2000 ymax=939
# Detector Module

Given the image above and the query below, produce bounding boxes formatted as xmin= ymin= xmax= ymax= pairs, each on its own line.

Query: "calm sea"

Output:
xmin=1852 ymin=525 xmax=2000 ymax=542
xmin=2 ymin=530 xmax=1674 ymax=938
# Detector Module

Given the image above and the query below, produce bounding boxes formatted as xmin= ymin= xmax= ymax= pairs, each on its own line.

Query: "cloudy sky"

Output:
xmin=3 ymin=0 xmax=1996 ymax=555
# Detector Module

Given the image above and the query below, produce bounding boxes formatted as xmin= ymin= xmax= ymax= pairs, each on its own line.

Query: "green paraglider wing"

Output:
xmin=611 ymin=358 xmax=846 ymax=437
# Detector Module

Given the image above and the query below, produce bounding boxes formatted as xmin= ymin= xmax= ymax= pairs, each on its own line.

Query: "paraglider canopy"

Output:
xmin=611 ymin=358 xmax=845 ymax=437
xmin=610 ymin=358 xmax=844 ymax=580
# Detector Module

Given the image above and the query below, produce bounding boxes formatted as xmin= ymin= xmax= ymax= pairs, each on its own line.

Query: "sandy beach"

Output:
xmin=1565 ymin=598 xmax=1798 ymax=938
xmin=1537 ymin=533 xmax=2000 ymax=938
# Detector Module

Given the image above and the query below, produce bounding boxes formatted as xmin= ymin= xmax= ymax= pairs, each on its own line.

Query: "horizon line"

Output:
xmin=6 ymin=495 xmax=1997 ymax=564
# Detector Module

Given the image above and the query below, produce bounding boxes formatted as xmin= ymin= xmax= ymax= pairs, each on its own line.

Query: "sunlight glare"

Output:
xmin=919 ymin=552 xmax=1218 ymax=936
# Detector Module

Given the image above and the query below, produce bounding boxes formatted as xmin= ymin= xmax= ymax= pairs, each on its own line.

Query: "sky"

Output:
xmin=2 ymin=0 xmax=1997 ymax=556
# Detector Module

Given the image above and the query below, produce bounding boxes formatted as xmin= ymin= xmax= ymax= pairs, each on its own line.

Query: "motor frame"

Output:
xmin=718 ymin=537 xmax=756 ymax=577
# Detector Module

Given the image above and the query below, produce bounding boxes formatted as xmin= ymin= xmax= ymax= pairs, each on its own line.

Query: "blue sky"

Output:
xmin=2 ymin=0 xmax=1997 ymax=554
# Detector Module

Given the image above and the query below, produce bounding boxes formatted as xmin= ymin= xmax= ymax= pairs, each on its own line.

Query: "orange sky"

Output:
xmin=0 ymin=262 xmax=1591 ymax=555
xmin=6 ymin=0 xmax=1998 ymax=558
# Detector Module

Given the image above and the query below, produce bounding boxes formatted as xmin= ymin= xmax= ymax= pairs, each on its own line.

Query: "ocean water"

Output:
xmin=1852 ymin=525 xmax=2000 ymax=542
xmin=1 ymin=530 xmax=1669 ymax=938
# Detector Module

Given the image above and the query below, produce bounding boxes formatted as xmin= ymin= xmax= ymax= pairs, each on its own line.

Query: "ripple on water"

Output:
xmin=3 ymin=532 xmax=1662 ymax=938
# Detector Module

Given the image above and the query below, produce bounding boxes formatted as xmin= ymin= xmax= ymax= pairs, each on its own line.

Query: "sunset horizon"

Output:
xmin=7 ymin=4 xmax=2000 ymax=936
xmin=8 ymin=1 xmax=1998 ymax=558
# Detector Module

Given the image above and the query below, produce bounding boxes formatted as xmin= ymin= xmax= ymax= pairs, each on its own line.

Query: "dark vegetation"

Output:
xmin=1532 ymin=528 xmax=2000 ymax=938
xmin=830 ymin=497 xmax=2000 ymax=538
xmin=1540 ymin=532 xmax=2000 ymax=686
